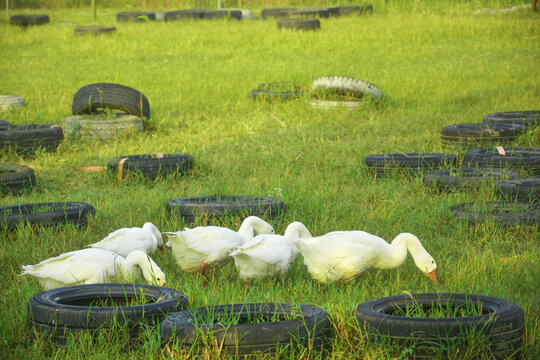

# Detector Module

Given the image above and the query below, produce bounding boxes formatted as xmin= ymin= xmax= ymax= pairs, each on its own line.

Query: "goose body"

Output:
xmin=87 ymin=222 xmax=164 ymax=257
xmin=166 ymin=216 xmax=274 ymax=273
xmin=293 ymin=232 xmax=437 ymax=284
xmin=229 ymin=222 xmax=312 ymax=280
xmin=20 ymin=249 xmax=166 ymax=290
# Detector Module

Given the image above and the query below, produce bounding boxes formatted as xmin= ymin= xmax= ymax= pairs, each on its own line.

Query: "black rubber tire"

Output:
xmin=450 ymin=201 xmax=539 ymax=226
xmin=61 ymin=114 xmax=143 ymax=142
xmin=0 ymin=202 xmax=95 ymax=229
xmin=160 ymin=303 xmax=332 ymax=356
xmin=116 ymin=12 xmax=155 ymax=22
xmin=261 ymin=8 xmax=297 ymax=20
xmin=483 ymin=111 xmax=540 ymax=129
xmin=0 ymin=164 xmax=36 ymax=194
xmin=164 ymin=9 xmax=205 ymax=21
xmin=311 ymin=76 xmax=383 ymax=100
xmin=167 ymin=195 xmax=285 ymax=221
xmin=329 ymin=5 xmax=373 ymax=16
xmin=72 ymin=83 xmax=150 ymax=119
xmin=290 ymin=7 xmax=332 ymax=18
xmin=423 ymin=168 xmax=520 ymax=190
xmin=74 ymin=26 xmax=116 ymax=35
xmin=464 ymin=147 xmax=540 ymax=176
xmin=107 ymin=154 xmax=193 ymax=180
xmin=28 ymin=284 xmax=188 ymax=344
xmin=363 ymin=153 xmax=458 ymax=177
xmin=277 ymin=18 xmax=320 ymax=31
xmin=0 ymin=95 xmax=25 ymax=111
xmin=495 ymin=177 xmax=540 ymax=202
xmin=355 ymin=293 xmax=524 ymax=359
xmin=10 ymin=14 xmax=50 ymax=27
xmin=251 ymin=83 xmax=304 ymax=101
xmin=203 ymin=9 xmax=242 ymax=20
xmin=0 ymin=120 xmax=10 ymax=129
xmin=0 ymin=124 xmax=63 ymax=154
xmin=441 ymin=123 xmax=525 ymax=146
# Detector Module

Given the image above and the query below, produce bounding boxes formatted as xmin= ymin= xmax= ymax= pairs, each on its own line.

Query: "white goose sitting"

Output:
xmin=229 ymin=221 xmax=311 ymax=281
xmin=166 ymin=216 xmax=274 ymax=276
xmin=87 ymin=222 xmax=164 ymax=257
xmin=293 ymin=231 xmax=437 ymax=284
xmin=20 ymin=249 xmax=166 ymax=290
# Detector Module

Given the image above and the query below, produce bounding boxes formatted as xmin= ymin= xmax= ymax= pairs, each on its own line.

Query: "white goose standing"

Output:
xmin=293 ymin=231 xmax=437 ymax=284
xmin=166 ymin=216 xmax=274 ymax=277
xmin=87 ymin=222 xmax=164 ymax=257
xmin=20 ymin=249 xmax=166 ymax=290
xmin=229 ymin=221 xmax=311 ymax=281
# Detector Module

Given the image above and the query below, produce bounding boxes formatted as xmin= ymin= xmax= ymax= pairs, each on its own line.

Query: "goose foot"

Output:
xmin=200 ymin=262 xmax=208 ymax=286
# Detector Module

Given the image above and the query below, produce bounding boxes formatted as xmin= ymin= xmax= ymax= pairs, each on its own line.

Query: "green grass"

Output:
xmin=1 ymin=2 xmax=539 ymax=359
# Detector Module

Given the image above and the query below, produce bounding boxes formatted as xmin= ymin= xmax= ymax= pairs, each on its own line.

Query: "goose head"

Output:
xmin=284 ymin=221 xmax=312 ymax=240
xmin=393 ymin=233 xmax=437 ymax=283
xmin=126 ymin=251 xmax=167 ymax=286
xmin=238 ymin=216 xmax=274 ymax=240
xmin=411 ymin=249 xmax=437 ymax=283
xmin=143 ymin=222 xmax=165 ymax=252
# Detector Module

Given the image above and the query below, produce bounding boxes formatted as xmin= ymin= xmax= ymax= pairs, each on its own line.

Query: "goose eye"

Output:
xmin=432 ymin=261 xmax=435 ymax=264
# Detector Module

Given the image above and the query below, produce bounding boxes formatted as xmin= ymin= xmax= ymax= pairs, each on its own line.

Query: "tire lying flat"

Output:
xmin=0 ymin=202 xmax=95 ymax=229
xmin=0 ymin=120 xmax=11 ymax=129
xmin=72 ymin=83 xmax=151 ymax=119
xmin=355 ymin=293 xmax=524 ymax=360
xmin=483 ymin=111 xmax=539 ymax=129
xmin=10 ymin=15 xmax=50 ymax=27
xmin=28 ymin=284 xmax=188 ymax=344
xmin=0 ymin=164 xmax=36 ymax=194
xmin=277 ymin=18 xmax=320 ymax=31
xmin=441 ymin=123 xmax=525 ymax=147
xmin=363 ymin=153 xmax=457 ymax=177
xmin=0 ymin=95 xmax=25 ymax=112
xmin=0 ymin=124 xmax=63 ymax=154
xmin=108 ymin=154 xmax=193 ymax=180
xmin=423 ymin=168 xmax=520 ymax=190
xmin=450 ymin=201 xmax=539 ymax=226
xmin=329 ymin=5 xmax=373 ymax=16
xmin=61 ymin=114 xmax=143 ymax=142
xmin=167 ymin=195 xmax=285 ymax=222
xmin=464 ymin=147 xmax=540 ymax=176
xmin=261 ymin=8 xmax=298 ymax=19
xmin=251 ymin=82 xmax=304 ymax=101
xmin=74 ymin=26 xmax=116 ymax=35
xmin=161 ymin=303 xmax=332 ymax=356
xmin=495 ymin=177 xmax=540 ymax=202
xmin=311 ymin=76 xmax=382 ymax=100
xmin=203 ymin=9 xmax=242 ymax=20
xmin=164 ymin=10 xmax=205 ymax=21
xmin=116 ymin=12 xmax=155 ymax=22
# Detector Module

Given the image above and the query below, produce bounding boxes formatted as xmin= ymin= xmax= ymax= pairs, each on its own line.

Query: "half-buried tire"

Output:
xmin=355 ymin=293 xmax=525 ymax=360
xmin=28 ymin=284 xmax=188 ymax=344
xmin=161 ymin=303 xmax=332 ymax=356
xmin=0 ymin=164 xmax=36 ymax=194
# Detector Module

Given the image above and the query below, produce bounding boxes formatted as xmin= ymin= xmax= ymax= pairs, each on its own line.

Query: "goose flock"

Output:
xmin=20 ymin=216 xmax=437 ymax=290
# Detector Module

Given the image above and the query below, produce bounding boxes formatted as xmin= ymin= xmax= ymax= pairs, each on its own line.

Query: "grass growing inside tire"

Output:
xmin=389 ymin=299 xmax=487 ymax=318
xmin=1 ymin=2 xmax=538 ymax=359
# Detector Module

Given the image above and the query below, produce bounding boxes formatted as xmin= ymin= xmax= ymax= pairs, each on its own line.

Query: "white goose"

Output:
xmin=166 ymin=216 xmax=274 ymax=276
xmin=293 ymin=231 xmax=437 ymax=284
xmin=229 ymin=221 xmax=311 ymax=281
xmin=20 ymin=249 xmax=166 ymax=290
xmin=87 ymin=222 xmax=164 ymax=257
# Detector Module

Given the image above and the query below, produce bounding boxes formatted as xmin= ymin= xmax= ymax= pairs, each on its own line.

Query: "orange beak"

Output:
xmin=159 ymin=244 xmax=166 ymax=253
xmin=428 ymin=269 xmax=438 ymax=283
xmin=161 ymin=283 xmax=166 ymax=287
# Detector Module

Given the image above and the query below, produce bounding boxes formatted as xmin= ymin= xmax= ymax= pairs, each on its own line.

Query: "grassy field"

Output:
xmin=0 ymin=2 xmax=539 ymax=359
